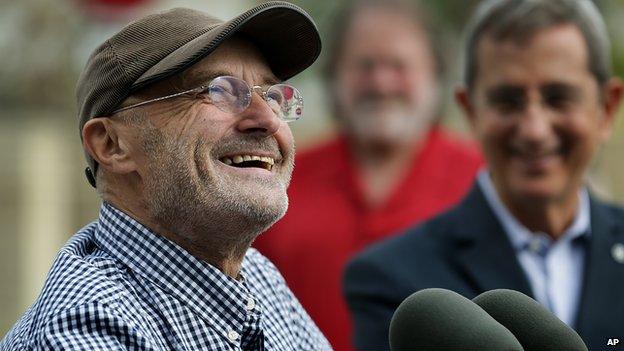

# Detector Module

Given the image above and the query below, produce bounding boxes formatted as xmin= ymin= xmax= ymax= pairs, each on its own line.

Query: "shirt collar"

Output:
xmin=93 ymin=202 xmax=252 ymax=336
xmin=477 ymin=170 xmax=590 ymax=251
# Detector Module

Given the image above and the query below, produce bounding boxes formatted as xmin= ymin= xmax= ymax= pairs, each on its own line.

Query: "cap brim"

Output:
xmin=132 ymin=2 xmax=321 ymax=91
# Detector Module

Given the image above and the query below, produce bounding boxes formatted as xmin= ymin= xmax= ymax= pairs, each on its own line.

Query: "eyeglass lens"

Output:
xmin=207 ymin=76 xmax=303 ymax=121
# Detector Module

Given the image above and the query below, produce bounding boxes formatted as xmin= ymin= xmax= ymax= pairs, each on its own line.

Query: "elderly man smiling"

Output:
xmin=1 ymin=2 xmax=331 ymax=350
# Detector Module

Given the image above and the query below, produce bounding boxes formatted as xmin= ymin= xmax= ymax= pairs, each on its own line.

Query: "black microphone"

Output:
xmin=473 ymin=289 xmax=587 ymax=351
xmin=389 ymin=288 xmax=524 ymax=351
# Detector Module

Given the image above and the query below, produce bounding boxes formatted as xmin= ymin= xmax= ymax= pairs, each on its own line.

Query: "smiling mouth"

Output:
xmin=219 ymin=155 xmax=275 ymax=171
xmin=515 ymin=152 xmax=558 ymax=160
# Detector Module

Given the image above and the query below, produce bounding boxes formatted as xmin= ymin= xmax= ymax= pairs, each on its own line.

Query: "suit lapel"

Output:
xmin=575 ymin=197 xmax=624 ymax=347
xmin=449 ymin=184 xmax=533 ymax=297
xmin=441 ymin=185 xmax=624 ymax=349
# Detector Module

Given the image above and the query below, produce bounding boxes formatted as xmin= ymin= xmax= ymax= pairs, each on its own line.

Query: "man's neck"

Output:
xmin=155 ymin=228 xmax=251 ymax=279
xmin=105 ymin=191 xmax=256 ymax=279
xmin=497 ymin=187 xmax=580 ymax=240
xmin=350 ymin=137 xmax=424 ymax=207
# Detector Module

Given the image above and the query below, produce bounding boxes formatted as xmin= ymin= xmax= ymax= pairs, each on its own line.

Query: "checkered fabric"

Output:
xmin=1 ymin=203 xmax=331 ymax=350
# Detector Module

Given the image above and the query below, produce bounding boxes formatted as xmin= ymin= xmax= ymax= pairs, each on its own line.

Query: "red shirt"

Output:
xmin=254 ymin=128 xmax=483 ymax=351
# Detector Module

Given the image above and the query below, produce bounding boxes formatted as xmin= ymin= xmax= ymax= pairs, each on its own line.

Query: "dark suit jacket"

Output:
xmin=343 ymin=183 xmax=624 ymax=351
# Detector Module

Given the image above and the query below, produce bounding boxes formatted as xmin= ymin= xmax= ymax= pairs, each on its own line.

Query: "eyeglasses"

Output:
xmin=112 ymin=75 xmax=304 ymax=122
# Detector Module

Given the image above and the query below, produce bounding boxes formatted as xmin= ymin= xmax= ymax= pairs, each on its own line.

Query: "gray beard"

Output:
xmin=141 ymin=127 xmax=290 ymax=247
xmin=344 ymin=103 xmax=432 ymax=147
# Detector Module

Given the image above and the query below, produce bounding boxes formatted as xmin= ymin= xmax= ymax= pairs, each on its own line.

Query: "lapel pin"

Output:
xmin=611 ymin=243 xmax=624 ymax=264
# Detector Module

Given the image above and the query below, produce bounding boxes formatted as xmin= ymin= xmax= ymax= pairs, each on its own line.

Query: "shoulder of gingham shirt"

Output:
xmin=1 ymin=203 xmax=331 ymax=351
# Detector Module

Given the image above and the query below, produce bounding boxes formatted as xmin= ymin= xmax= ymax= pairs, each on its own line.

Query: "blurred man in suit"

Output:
xmin=254 ymin=0 xmax=482 ymax=349
xmin=344 ymin=0 xmax=624 ymax=350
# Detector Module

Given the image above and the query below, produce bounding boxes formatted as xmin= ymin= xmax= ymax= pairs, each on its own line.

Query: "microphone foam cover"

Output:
xmin=473 ymin=289 xmax=587 ymax=351
xmin=389 ymin=288 xmax=524 ymax=351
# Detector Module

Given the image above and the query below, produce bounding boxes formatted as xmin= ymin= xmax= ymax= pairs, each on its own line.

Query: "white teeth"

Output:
xmin=222 ymin=154 xmax=276 ymax=169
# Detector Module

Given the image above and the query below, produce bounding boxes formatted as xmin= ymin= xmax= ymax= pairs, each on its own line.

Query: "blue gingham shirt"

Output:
xmin=1 ymin=203 xmax=331 ymax=350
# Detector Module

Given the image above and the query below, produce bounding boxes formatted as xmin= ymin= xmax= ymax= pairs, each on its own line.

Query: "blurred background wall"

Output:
xmin=1 ymin=0 xmax=623 ymax=335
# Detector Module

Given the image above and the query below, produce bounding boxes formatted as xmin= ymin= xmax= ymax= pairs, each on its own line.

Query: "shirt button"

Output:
xmin=227 ymin=329 xmax=240 ymax=342
xmin=528 ymin=238 xmax=542 ymax=253
xmin=246 ymin=296 xmax=256 ymax=311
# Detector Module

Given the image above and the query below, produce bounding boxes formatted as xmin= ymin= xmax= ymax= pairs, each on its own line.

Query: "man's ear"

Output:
xmin=599 ymin=77 xmax=624 ymax=141
xmin=82 ymin=117 xmax=138 ymax=175
xmin=455 ymin=85 xmax=478 ymax=134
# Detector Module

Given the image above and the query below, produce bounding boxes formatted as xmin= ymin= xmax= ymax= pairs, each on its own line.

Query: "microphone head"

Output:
xmin=473 ymin=289 xmax=587 ymax=351
xmin=389 ymin=288 xmax=524 ymax=351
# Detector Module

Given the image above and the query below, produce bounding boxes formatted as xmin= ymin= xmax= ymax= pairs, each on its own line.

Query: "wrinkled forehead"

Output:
xmin=181 ymin=38 xmax=280 ymax=88
xmin=473 ymin=25 xmax=591 ymax=85
xmin=132 ymin=37 xmax=281 ymax=100
xmin=343 ymin=8 xmax=431 ymax=57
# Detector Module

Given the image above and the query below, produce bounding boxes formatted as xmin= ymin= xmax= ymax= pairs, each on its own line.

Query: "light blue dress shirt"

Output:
xmin=477 ymin=170 xmax=590 ymax=327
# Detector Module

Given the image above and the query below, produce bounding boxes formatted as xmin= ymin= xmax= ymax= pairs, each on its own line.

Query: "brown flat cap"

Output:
xmin=77 ymin=1 xmax=322 ymax=187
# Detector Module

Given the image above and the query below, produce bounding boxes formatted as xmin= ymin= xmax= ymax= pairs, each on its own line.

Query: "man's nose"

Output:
xmin=236 ymin=92 xmax=281 ymax=136
xmin=517 ymin=102 xmax=554 ymax=143
xmin=368 ymin=65 xmax=401 ymax=96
